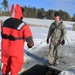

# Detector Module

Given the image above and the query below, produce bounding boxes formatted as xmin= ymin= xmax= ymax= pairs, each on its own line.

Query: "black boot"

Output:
xmin=54 ymin=63 xmax=59 ymax=66
xmin=47 ymin=61 xmax=54 ymax=66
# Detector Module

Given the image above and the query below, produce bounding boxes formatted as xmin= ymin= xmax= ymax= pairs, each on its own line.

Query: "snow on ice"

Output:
xmin=59 ymin=70 xmax=75 ymax=75
xmin=0 ymin=16 xmax=75 ymax=75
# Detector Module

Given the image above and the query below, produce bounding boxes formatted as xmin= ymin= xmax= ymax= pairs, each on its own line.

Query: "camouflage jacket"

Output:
xmin=47 ymin=21 xmax=66 ymax=45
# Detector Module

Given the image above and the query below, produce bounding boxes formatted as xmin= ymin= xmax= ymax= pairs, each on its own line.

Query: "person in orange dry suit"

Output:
xmin=1 ymin=4 xmax=34 ymax=75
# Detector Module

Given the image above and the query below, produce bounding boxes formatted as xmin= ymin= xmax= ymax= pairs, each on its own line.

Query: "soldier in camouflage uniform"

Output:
xmin=46 ymin=12 xmax=66 ymax=66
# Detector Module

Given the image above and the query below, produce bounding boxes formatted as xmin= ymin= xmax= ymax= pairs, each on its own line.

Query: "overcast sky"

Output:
xmin=0 ymin=0 xmax=75 ymax=17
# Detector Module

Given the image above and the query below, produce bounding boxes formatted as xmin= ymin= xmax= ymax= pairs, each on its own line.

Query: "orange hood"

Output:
xmin=10 ymin=4 xmax=23 ymax=20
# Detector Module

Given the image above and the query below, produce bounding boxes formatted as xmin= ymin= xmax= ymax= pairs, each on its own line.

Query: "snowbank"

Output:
xmin=59 ymin=70 xmax=75 ymax=75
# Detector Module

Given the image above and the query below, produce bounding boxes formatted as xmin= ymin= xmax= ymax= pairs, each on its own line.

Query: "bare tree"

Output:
xmin=1 ymin=0 xmax=8 ymax=12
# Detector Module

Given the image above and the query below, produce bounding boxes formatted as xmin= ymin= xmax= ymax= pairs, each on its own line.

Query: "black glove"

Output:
xmin=46 ymin=39 xmax=49 ymax=44
xmin=27 ymin=44 xmax=32 ymax=48
xmin=61 ymin=40 xmax=65 ymax=45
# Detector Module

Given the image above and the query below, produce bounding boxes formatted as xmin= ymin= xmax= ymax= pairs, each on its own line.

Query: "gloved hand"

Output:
xmin=61 ymin=40 xmax=65 ymax=45
xmin=46 ymin=39 xmax=49 ymax=44
xmin=27 ymin=44 xmax=32 ymax=48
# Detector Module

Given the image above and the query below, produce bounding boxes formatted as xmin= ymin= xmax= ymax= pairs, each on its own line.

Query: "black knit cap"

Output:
xmin=21 ymin=7 xmax=24 ymax=14
xmin=54 ymin=12 xmax=60 ymax=17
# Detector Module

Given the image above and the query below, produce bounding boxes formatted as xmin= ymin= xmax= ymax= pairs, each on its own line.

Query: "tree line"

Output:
xmin=0 ymin=0 xmax=75 ymax=21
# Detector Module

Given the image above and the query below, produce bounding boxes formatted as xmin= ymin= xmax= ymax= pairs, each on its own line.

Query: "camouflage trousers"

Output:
xmin=48 ymin=43 xmax=61 ymax=65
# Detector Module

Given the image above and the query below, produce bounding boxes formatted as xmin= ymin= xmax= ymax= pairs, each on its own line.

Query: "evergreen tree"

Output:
xmin=0 ymin=1 xmax=72 ymax=21
xmin=33 ymin=7 xmax=38 ymax=18
xmin=72 ymin=14 xmax=75 ymax=21
xmin=37 ymin=8 xmax=46 ymax=18
xmin=46 ymin=10 xmax=55 ymax=19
